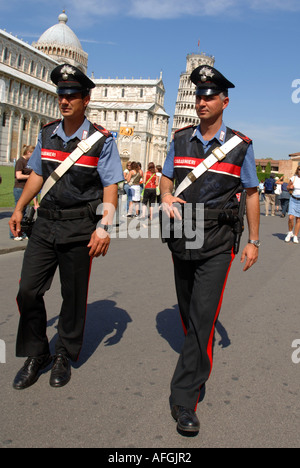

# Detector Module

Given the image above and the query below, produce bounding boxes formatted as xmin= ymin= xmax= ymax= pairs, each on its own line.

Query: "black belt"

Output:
xmin=204 ymin=208 xmax=237 ymax=220
xmin=292 ymin=195 xmax=300 ymax=201
xmin=37 ymin=206 xmax=91 ymax=220
xmin=170 ymin=207 xmax=238 ymax=221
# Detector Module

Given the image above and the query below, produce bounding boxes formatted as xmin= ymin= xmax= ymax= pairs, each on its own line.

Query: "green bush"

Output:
xmin=256 ymin=171 xmax=284 ymax=182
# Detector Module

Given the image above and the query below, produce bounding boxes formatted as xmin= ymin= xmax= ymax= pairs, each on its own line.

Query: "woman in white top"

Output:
xmin=156 ymin=165 xmax=162 ymax=204
xmin=127 ymin=162 xmax=143 ymax=217
xmin=285 ymin=166 xmax=300 ymax=243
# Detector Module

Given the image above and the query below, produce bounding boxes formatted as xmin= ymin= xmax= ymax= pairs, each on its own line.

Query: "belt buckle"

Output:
xmin=77 ymin=140 xmax=91 ymax=153
xmin=53 ymin=210 xmax=62 ymax=220
xmin=212 ymin=147 xmax=226 ymax=161
xmin=187 ymin=171 xmax=197 ymax=183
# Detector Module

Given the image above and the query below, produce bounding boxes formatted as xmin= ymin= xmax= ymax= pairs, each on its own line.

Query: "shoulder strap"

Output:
xmin=42 ymin=119 xmax=62 ymax=129
xmin=93 ymin=123 xmax=112 ymax=138
xmin=40 ymin=130 xmax=103 ymax=201
xmin=231 ymin=129 xmax=252 ymax=145
xmin=174 ymin=125 xmax=195 ymax=135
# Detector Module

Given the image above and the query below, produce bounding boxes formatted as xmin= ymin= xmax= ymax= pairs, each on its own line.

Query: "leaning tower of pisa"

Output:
xmin=171 ymin=52 xmax=215 ymax=139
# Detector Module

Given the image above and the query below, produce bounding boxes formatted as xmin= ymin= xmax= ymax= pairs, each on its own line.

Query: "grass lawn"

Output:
xmin=0 ymin=166 xmax=15 ymax=207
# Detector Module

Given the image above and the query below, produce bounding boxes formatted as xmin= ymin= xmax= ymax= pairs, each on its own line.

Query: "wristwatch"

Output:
xmin=98 ymin=223 xmax=113 ymax=234
xmin=248 ymin=240 xmax=261 ymax=248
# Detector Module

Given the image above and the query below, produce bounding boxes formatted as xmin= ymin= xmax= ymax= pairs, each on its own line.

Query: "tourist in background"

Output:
xmin=140 ymin=162 xmax=158 ymax=221
xmin=258 ymin=180 xmax=265 ymax=202
xmin=123 ymin=161 xmax=133 ymax=216
xmin=138 ymin=162 xmax=144 ymax=195
xmin=10 ymin=144 xmax=35 ymax=241
xmin=285 ymin=166 xmax=300 ymax=243
xmin=279 ymin=177 xmax=290 ymax=218
xmin=156 ymin=165 xmax=162 ymax=204
xmin=127 ymin=161 xmax=143 ymax=217
xmin=264 ymin=174 xmax=276 ymax=216
xmin=274 ymin=177 xmax=282 ymax=214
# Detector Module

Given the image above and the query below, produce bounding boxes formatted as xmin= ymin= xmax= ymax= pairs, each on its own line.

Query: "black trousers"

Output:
xmin=16 ymin=232 xmax=92 ymax=361
xmin=170 ymin=251 xmax=234 ymax=410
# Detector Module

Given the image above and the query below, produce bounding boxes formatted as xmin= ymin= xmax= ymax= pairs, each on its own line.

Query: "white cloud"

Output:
xmin=128 ymin=0 xmax=236 ymax=19
xmin=44 ymin=0 xmax=300 ymax=23
xmin=126 ymin=0 xmax=300 ymax=19
xmin=3 ymin=0 xmax=300 ymax=23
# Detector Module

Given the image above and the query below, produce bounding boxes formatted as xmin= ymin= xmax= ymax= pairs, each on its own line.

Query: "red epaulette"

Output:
xmin=42 ymin=119 xmax=62 ymax=129
xmin=175 ymin=125 xmax=194 ymax=135
xmin=93 ymin=123 xmax=112 ymax=138
xmin=232 ymin=130 xmax=252 ymax=144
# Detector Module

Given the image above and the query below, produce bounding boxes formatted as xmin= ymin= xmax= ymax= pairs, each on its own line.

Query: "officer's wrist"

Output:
xmin=248 ymin=239 xmax=261 ymax=248
xmin=98 ymin=223 xmax=113 ymax=234
xmin=161 ymin=192 xmax=173 ymax=199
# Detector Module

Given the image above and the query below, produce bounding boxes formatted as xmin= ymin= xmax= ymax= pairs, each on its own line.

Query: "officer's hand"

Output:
xmin=9 ymin=209 xmax=23 ymax=238
xmin=161 ymin=194 xmax=186 ymax=220
xmin=87 ymin=228 xmax=111 ymax=258
xmin=240 ymin=244 xmax=258 ymax=271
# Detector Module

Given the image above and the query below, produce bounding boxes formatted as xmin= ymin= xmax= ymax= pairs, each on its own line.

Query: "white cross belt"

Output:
xmin=174 ymin=135 xmax=243 ymax=198
xmin=40 ymin=131 xmax=103 ymax=201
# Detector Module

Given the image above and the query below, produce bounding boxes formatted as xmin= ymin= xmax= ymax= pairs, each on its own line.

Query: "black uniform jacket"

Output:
xmin=165 ymin=125 xmax=251 ymax=261
xmin=33 ymin=120 xmax=111 ymax=244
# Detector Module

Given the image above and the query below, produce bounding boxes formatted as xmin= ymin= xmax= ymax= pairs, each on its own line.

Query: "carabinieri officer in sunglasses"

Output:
xmin=10 ymin=64 xmax=124 ymax=390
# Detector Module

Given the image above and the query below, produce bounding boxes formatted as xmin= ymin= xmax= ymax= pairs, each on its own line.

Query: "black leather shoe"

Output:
xmin=49 ymin=354 xmax=71 ymax=388
xmin=13 ymin=354 xmax=52 ymax=390
xmin=171 ymin=405 xmax=200 ymax=433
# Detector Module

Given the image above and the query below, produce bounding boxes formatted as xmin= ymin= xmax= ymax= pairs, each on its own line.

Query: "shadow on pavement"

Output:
xmin=48 ymin=299 xmax=132 ymax=368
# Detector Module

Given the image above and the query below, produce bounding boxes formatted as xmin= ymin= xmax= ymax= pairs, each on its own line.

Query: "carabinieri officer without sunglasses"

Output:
xmin=160 ymin=65 xmax=260 ymax=435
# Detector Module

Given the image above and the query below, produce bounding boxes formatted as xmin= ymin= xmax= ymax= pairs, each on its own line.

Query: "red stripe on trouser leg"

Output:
xmin=207 ymin=249 xmax=235 ymax=374
xmin=179 ymin=314 xmax=187 ymax=336
xmin=194 ymin=249 xmax=235 ymax=411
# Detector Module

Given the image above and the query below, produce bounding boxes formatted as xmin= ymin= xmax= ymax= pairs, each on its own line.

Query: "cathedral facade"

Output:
xmin=87 ymin=75 xmax=169 ymax=168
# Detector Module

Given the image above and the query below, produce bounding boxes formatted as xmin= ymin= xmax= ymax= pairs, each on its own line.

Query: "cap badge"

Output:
xmin=60 ymin=65 xmax=76 ymax=80
xmin=200 ymin=67 xmax=214 ymax=82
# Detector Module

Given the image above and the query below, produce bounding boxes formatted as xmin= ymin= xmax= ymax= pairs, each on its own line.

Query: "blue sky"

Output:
xmin=1 ymin=0 xmax=300 ymax=160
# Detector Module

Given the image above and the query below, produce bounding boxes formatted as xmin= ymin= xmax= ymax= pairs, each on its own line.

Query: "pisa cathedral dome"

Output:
xmin=32 ymin=11 xmax=88 ymax=72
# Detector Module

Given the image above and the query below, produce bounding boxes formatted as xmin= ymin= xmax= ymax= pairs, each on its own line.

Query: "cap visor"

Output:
xmin=195 ymin=88 xmax=227 ymax=96
xmin=57 ymin=88 xmax=83 ymax=95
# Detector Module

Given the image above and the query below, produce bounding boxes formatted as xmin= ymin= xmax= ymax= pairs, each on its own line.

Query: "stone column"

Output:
xmin=17 ymin=113 xmax=24 ymax=159
xmin=6 ymin=109 xmax=13 ymax=163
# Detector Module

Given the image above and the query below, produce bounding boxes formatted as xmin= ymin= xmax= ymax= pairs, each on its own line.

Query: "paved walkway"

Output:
xmin=0 ymin=208 xmax=28 ymax=255
xmin=1 ymin=205 xmax=299 ymax=448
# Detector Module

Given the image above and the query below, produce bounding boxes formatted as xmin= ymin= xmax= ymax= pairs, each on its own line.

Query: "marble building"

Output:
xmin=0 ymin=11 xmax=169 ymax=168
xmin=87 ymin=74 xmax=169 ymax=168
xmin=0 ymin=11 xmax=88 ymax=164
xmin=0 ymin=29 xmax=59 ymax=163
